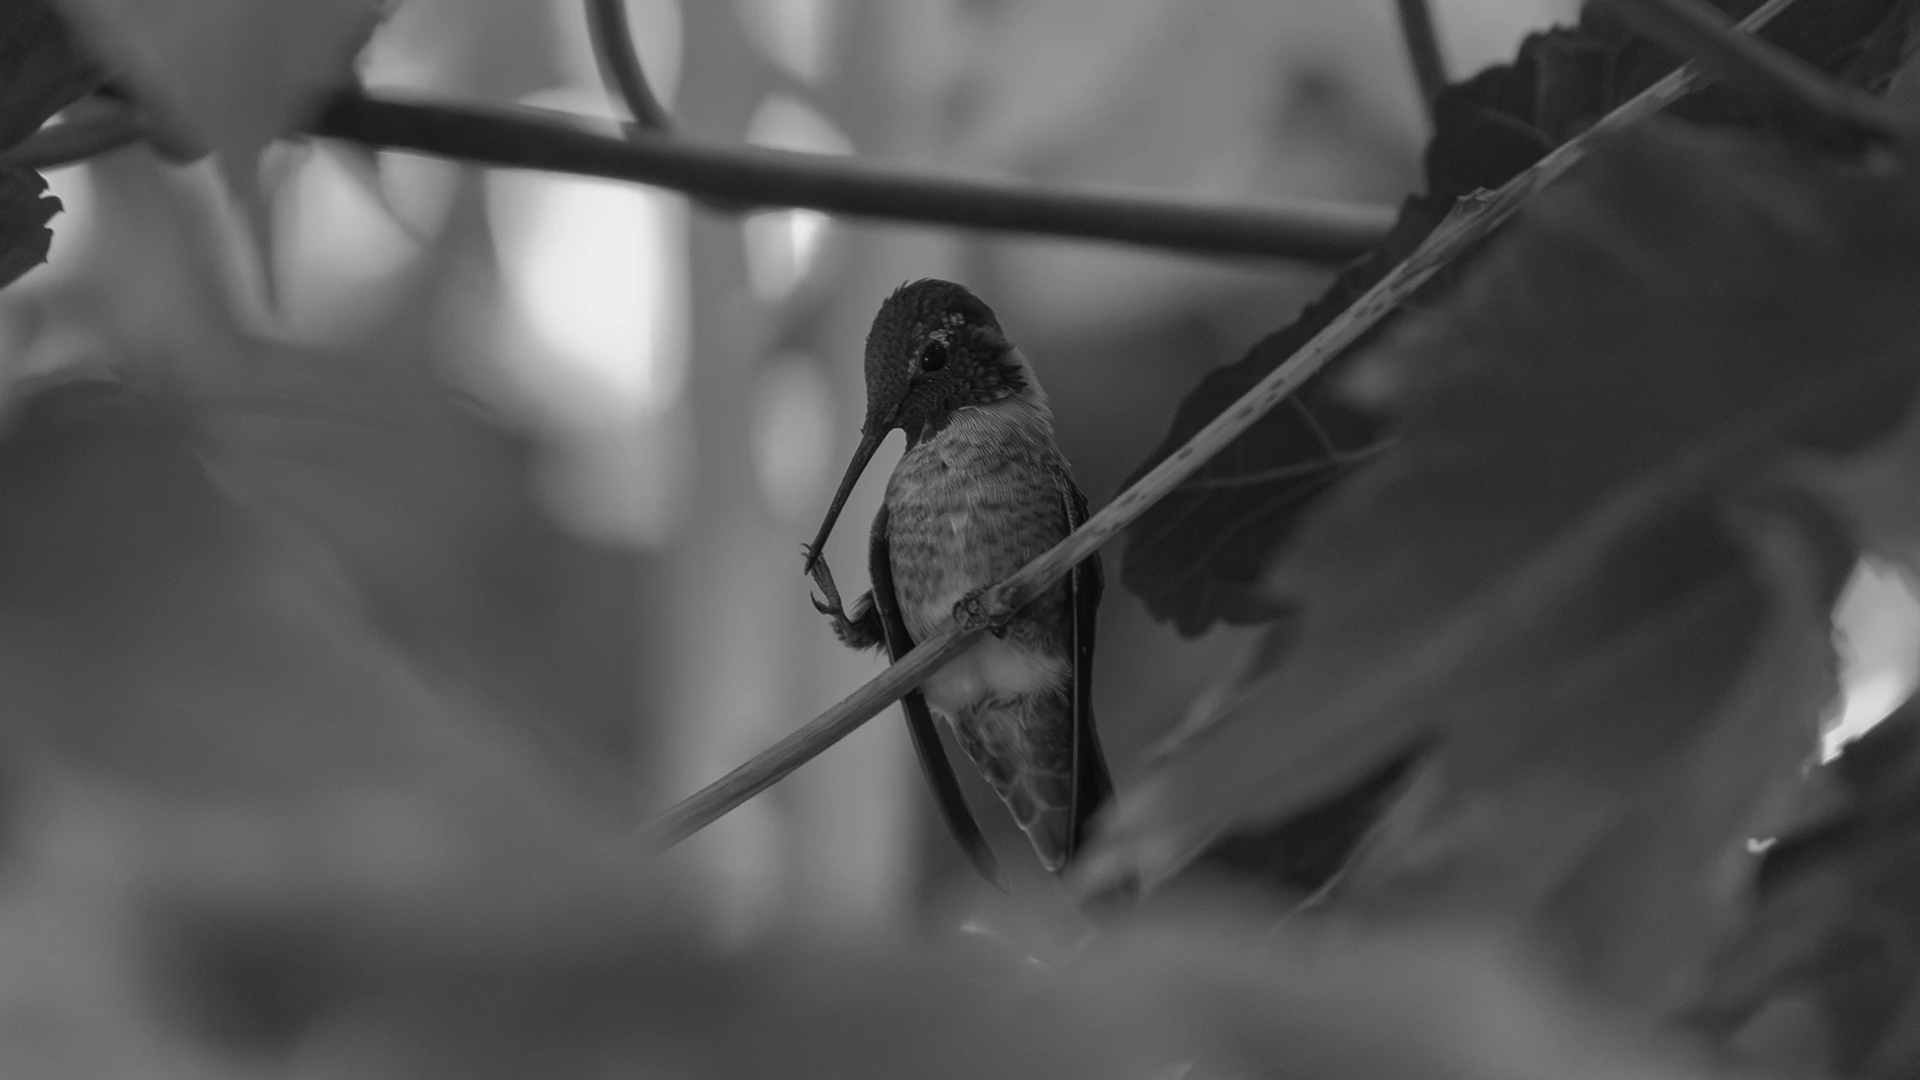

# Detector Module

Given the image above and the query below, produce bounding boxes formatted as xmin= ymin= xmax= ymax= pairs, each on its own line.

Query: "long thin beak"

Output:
xmin=804 ymin=429 xmax=884 ymax=575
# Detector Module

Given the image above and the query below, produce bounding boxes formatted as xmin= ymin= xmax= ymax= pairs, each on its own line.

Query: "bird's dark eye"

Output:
xmin=920 ymin=341 xmax=949 ymax=372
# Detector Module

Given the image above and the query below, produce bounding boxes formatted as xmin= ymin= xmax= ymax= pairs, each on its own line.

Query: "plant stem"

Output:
xmin=636 ymin=0 xmax=1805 ymax=852
xmin=310 ymin=92 xmax=1394 ymax=261
xmin=5 ymin=91 xmax=1395 ymax=263
xmin=584 ymin=0 xmax=672 ymax=131
xmin=1599 ymin=0 xmax=1901 ymax=141
xmin=1393 ymin=0 xmax=1449 ymax=110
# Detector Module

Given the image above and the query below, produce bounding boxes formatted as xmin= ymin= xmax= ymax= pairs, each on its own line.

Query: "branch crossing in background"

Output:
xmin=3 ymin=91 xmax=1395 ymax=264
xmin=1600 ymin=0 xmax=1905 ymax=141
xmin=584 ymin=0 xmax=672 ymax=132
xmin=310 ymin=92 xmax=1395 ymax=261
xmin=1393 ymin=0 xmax=1449 ymax=111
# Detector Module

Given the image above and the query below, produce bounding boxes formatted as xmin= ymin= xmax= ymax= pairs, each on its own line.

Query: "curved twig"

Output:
xmin=584 ymin=0 xmax=672 ymax=131
xmin=1393 ymin=0 xmax=1449 ymax=111
xmin=636 ymin=0 xmax=1805 ymax=851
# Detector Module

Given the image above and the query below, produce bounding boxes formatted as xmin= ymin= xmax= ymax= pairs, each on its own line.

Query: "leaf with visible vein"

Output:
xmin=1118 ymin=0 xmax=1917 ymax=636
xmin=1085 ymin=123 xmax=1920 ymax=915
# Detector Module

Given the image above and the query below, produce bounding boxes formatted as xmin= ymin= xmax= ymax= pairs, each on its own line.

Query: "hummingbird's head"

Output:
xmin=804 ymin=279 xmax=1038 ymax=574
xmin=860 ymin=279 xmax=1040 ymax=445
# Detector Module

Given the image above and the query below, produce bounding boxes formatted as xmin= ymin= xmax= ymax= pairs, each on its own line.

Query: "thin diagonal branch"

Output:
xmin=639 ymin=623 xmax=989 ymax=850
xmin=310 ymin=92 xmax=1395 ymax=262
xmin=1393 ymin=0 xmax=1449 ymax=110
xmin=1600 ymin=0 xmax=1902 ymax=141
xmin=637 ymin=0 xmax=1804 ymax=852
xmin=584 ymin=0 xmax=672 ymax=131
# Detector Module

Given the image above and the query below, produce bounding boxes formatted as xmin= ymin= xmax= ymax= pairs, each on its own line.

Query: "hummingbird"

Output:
xmin=804 ymin=279 xmax=1112 ymax=887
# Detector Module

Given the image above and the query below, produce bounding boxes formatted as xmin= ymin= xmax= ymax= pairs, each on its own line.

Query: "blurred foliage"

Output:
xmin=0 ymin=0 xmax=98 ymax=290
xmin=1118 ymin=0 xmax=1920 ymax=937
xmin=207 ymin=264 xmax=643 ymax=798
xmin=1692 ymin=699 xmax=1920 ymax=1076
xmin=0 ymin=374 xmax=1734 ymax=1074
xmin=3 ymin=0 xmax=1920 ymax=1077
xmin=1094 ymin=101 xmax=1920 ymax=1073
xmin=43 ymin=0 xmax=380 ymax=161
xmin=1120 ymin=0 xmax=1916 ymax=637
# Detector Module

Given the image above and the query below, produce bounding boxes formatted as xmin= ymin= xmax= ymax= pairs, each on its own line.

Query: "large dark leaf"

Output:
xmin=0 ymin=0 xmax=90 ymax=294
xmin=1119 ymin=0 xmax=1915 ymax=636
xmin=0 ymin=0 xmax=102 ymax=151
xmin=1085 ymin=122 xmax=1920 ymax=941
xmin=0 ymin=166 xmax=58 ymax=290
xmin=205 ymin=276 xmax=641 ymax=803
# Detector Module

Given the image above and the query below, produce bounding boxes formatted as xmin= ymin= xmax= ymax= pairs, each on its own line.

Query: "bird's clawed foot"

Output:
xmin=805 ymin=545 xmax=883 ymax=650
xmin=953 ymin=588 xmax=1012 ymax=637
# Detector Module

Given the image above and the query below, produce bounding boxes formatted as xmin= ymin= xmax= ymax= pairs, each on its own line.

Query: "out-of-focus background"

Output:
xmin=30 ymin=0 xmax=1893 ymax=956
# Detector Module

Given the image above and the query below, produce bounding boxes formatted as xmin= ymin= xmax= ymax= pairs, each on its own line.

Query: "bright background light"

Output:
xmin=742 ymin=96 xmax=850 ymax=303
xmin=488 ymin=165 xmax=688 ymax=421
xmin=753 ymin=352 xmax=837 ymax=521
xmin=1824 ymin=558 xmax=1920 ymax=760
xmin=273 ymin=145 xmax=421 ymax=340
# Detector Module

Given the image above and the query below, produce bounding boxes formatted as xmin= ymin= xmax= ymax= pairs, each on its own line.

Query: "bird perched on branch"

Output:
xmin=805 ymin=279 xmax=1112 ymax=888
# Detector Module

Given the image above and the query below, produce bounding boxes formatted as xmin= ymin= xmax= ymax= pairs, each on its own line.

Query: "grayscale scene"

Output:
xmin=0 ymin=0 xmax=1916 ymax=1075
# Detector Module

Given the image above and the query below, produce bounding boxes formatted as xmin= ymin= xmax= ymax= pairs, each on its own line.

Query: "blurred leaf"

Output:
xmin=1334 ymin=504 xmax=1838 ymax=1005
xmin=31 ymin=148 xmax=637 ymax=803
xmin=44 ymin=148 xmax=276 ymax=387
xmin=45 ymin=0 xmax=380 ymax=161
xmin=249 ymin=941 xmax=1163 ymax=1080
xmin=205 ymin=269 xmax=641 ymax=801
xmin=357 ymin=0 xmax=564 ymax=105
xmin=0 ymin=406 xmax=1744 ymax=1080
xmin=0 ymin=0 xmax=103 ymax=150
xmin=1691 ymin=701 xmax=1920 ymax=1076
xmin=0 ymin=379 xmax=650 ymax=1077
xmin=0 ymin=425 xmax=1724 ymax=1073
xmin=0 ymin=0 xmax=80 ymax=295
xmin=1073 ymin=914 xmax=1728 ymax=1080
xmin=1191 ymin=748 xmax=1416 ymax=899
xmin=0 ymin=378 xmax=649 ymax=920
xmin=228 ymin=908 xmax=1745 ymax=1080
xmin=0 ymin=166 xmax=57 ymax=290
xmin=151 ymin=895 xmax=1739 ymax=1080
xmin=1810 ymin=382 xmax=1920 ymax=578
xmin=276 ymin=915 xmax=1717 ymax=1080
xmin=1119 ymin=0 xmax=1915 ymax=636
xmin=1088 ymin=122 xmax=1920 ymax=915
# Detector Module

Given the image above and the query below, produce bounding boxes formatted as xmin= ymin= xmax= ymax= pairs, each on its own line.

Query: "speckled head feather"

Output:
xmin=862 ymin=279 xmax=1028 ymax=443
xmin=803 ymin=279 xmax=1037 ymax=577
